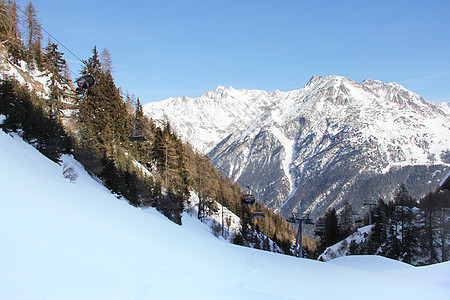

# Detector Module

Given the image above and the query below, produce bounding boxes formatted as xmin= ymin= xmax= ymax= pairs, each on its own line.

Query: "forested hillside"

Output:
xmin=0 ymin=0 xmax=296 ymax=254
xmin=314 ymin=184 xmax=449 ymax=266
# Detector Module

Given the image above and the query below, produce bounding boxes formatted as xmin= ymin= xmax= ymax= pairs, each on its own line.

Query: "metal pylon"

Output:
xmin=287 ymin=202 xmax=314 ymax=258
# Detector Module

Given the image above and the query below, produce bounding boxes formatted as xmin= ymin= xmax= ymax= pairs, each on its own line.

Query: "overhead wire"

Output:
xmin=15 ymin=5 xmax=84 ymax=64
xmin=13 ymin=5 xmax=86 ymax=79
xmin=211 ymin=161 xmax=249 ymax=191
xmin=11 ymin=3 xmax=265 ymax=200
xmin=17 ymin=4 xmax=266 ymax=208
xmin=211 ymin=160 xmax=267 ymax=211
xmin=13 ymin=4 xmax=139 ymax=101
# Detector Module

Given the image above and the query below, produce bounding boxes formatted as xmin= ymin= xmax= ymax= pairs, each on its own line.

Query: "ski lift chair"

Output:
xmin=129 ymin=130 xmax=146 ymax=142
xmin=252 ymin=210 xmax=265 ymax=218
xmin=75 ymin=74 xmax=96 ymax=94
xmin=314 ymin=225 xmax=325 ymax=236
xmin=240 ymin=194 xmax=255 ymax=206
xmin=251 ymin=202 xmax=265 ymax=218
xmin=314 ymin=218 xmax=325 ymax=236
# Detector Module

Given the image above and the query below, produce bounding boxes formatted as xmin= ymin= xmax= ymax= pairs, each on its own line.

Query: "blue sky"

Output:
xmin=30 ymin=0 xmax=450 ymax=104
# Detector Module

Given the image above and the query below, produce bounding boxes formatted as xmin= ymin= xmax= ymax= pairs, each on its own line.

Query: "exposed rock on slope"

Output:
xmin=144 ymin=76 xmax=450 ymax=219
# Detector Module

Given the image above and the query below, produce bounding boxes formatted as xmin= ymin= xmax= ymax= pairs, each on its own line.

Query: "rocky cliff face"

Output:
xmin=144 ymin=75 xmax=450 ymax=219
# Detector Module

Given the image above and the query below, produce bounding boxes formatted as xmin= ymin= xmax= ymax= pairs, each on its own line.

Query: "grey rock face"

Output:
xmin=144 ymin=76 xmax=450 ymax=220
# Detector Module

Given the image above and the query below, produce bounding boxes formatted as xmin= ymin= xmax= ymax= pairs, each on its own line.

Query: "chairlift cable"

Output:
xmin=15 ymin=5 xmax=85 ymax=66
xmin=11 ymin=4 xmax=144 ymax=137
xmin=8 ymin=4 xmax=134 ymax=100
xmin=210 ymin=161 xmax=250 ymax=191
xmin=12 ymin=5 xmax=90 ymax=86
xmin=15 ymin=5 xmax=119 ymax=95
xmin=3 ymin=5 xmax=82 ymax=87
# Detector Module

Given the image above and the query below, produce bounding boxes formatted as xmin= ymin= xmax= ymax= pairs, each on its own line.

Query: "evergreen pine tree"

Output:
xmin=419 ymin=189 xmax=450 ymax=264
xmin=77 ymin=46 xmax=131 ymax=156
xmin=100 ymin=47 xmax=113 ymax=74
xmin=339 ymin=201 xmax=355 ymax=237
xmin=0 ymin=79 xmax=71 ymax=162
xmin=42 ymin=42 xmax=68 ymax=116
xmin=1 ymin=0 xmax=23 ymax=61
xmin=22 ymin=1 xmax=42 ymax=68
xmin=319 ymin=208 xmax=341 ymax=253
xmin=392 ymin=184 xmax=419 ymax=263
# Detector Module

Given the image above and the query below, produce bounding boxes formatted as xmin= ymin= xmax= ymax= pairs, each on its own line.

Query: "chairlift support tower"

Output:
xmin=287 ymin=202 xmax=314 ymax=258
xmin=363 ymin=202 xmax=377 ymax=225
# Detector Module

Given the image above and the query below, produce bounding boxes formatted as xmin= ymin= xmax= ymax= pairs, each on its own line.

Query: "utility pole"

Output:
xmin=287 ymin=202 xmax=314 ymax=258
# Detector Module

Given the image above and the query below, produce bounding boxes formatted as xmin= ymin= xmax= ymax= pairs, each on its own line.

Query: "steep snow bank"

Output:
xmin=319 ymin=225 xmax=373 ymax=261
xmin=1 ymin=131 xmax=449 ymax=299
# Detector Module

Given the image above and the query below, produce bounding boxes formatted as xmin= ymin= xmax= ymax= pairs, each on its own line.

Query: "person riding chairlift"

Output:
xmin=75 ymin=74 xmax=95 ymax=94
xmin=76 ymin=80 xmax=88 ymax=93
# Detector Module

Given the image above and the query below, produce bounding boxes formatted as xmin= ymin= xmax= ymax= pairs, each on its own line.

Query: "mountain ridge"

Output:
xmin=143 ymin=75 xmax=450 ymax=219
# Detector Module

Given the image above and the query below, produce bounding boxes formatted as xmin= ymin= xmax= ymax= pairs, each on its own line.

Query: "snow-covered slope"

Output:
xmin=1 ymin=48 xmax=50 ymax=98
xmin=0 ymin=47 xmax=77 ymax=127
xmin=319 ymin=225 xmax=373 ymax=262
xmin=144 ymin=76 xmax=450 ymax=219
xmin=1 ymin=122 xmax=450 ymax=299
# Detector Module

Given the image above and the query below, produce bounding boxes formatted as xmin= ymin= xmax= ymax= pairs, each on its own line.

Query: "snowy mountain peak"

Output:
xmin=306 ymin=74 xmax=357 ymax=89
xmin=144 ymin=75 xmax=450 ymax=218
xmin=199 ymin=85 xmax=241 ymax=101
xmin=362 ymin=78 xmax=382 ymax=85
xmin=215 ymin=85 xmax=235 ymax=92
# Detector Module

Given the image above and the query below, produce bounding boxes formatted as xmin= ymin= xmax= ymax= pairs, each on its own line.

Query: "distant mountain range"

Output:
xmin=143 ymin=75 xmax=450 ymax=219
